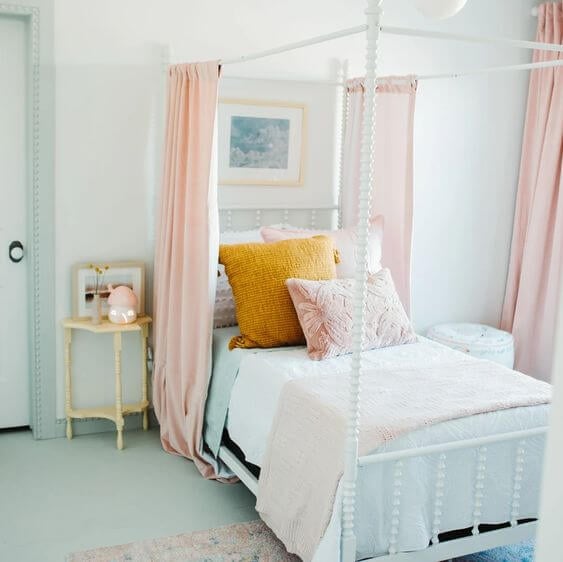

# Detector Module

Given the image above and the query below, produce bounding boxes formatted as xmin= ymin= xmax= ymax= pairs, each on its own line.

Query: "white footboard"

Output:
xmin=357 ymin=426 xmax=547 ymax=561
xmin=220 ymin=425 xmax=546 ymax=562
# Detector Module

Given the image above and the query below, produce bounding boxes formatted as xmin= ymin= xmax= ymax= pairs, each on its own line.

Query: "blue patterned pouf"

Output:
xmin=426 ymin=323 xmax=515 ymax=369
xmin=454 ymin=540 xmax=534 ymax=562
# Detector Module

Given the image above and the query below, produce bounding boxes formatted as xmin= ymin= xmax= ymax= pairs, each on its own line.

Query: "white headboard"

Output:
xmin=219 ymin=205 xmax=340 ymax=232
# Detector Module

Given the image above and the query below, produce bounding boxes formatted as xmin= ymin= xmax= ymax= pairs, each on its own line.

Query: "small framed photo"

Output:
xmin=218 ymin=98 xmax=307 ymax=186
xmin=72 ymin=261 xmax=146 ymax=319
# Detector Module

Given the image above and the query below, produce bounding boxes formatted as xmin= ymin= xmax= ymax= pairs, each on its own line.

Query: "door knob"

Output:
xmin=8 ymin=241 xmax=24 ymax=263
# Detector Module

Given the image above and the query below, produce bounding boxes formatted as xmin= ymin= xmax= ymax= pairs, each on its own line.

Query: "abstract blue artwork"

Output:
xmin=218 ymin=100 xmax=305 ymax=185
xmin=229 ymin=116 xmax=290 ymax=169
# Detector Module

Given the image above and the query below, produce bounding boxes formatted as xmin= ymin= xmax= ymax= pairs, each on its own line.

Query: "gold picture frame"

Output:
xmin=218 ymin=98 xmax=307 ymax=187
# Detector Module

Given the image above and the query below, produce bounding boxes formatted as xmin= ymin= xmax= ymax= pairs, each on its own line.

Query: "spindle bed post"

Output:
xmin=337 ymin=59 xmax=349 ymax=229
xmin=341 ymin=1 xmax=383 ymax=561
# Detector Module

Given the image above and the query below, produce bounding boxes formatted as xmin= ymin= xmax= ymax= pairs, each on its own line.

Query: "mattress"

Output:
xmin=225 ymin=338 xmax=549 ymax=559
xmin=204 ymin=327 xmax=304 ymax=459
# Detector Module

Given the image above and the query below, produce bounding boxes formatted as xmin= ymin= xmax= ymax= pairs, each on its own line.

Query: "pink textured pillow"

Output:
xmin=260 ymin=216 xmax=383 ymax=278
xmin=286 ymin=269 xmax=416 ymax=361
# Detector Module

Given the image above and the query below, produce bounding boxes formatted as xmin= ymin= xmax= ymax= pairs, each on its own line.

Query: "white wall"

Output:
xmin=54 ymin=62 xmax=163 ymax=417
xmin=53 ymin=0 xmax=537 ymax=418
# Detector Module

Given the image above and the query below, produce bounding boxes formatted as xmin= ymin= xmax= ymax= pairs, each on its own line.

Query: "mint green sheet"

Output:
xmin=203 ymin=327 xmax=303 ymax=458
xmin=203 ymin=327 xmax=246 ymax=457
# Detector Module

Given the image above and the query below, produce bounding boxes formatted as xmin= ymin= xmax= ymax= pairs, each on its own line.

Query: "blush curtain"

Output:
xmin=153 ymin=61 xmax=220 ymax=478
xmin=501 ymin=2 xmax=563 ymax=382
xmin=341 ymin=77 xmax=417 ymax=315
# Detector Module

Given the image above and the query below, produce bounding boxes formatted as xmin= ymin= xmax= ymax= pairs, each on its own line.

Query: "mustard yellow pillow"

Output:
xmin=219 ymin=236 xmax=338 ymax=349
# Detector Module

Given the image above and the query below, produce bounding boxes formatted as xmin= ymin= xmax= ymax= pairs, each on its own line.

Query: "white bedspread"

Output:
xmin=226 ymin=340 xmax=550 ymax=561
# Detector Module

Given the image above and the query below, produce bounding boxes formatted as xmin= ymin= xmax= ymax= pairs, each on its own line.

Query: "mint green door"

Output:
xmin=0 ymin=15 xmax=30 ymax=428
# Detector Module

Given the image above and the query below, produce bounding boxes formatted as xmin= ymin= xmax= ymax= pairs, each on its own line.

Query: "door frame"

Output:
xmin=1 ymin=3 xmax=56 ymax=439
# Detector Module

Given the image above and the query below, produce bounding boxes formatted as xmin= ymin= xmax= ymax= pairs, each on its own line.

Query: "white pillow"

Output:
xmin=260 ymin=216 xmax=384 ymax=278
xmin=214 ymin=229 xmax=263 ymax=328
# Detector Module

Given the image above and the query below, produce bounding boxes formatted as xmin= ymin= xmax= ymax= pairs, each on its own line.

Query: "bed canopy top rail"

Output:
xmin=215 ymin=22 xmax=563 ymax=68
xmin=217 ymin=57 xmax=563 ymax=86
xmin=220 ymin=25 xmax=367 ymax=65
xmin=168 ymin=17 xmax=563 ymax=82
xmin=419 ymin=58 xmax=563 ymax=81
xmin=383 ymin=25 xmax=563 ymax=54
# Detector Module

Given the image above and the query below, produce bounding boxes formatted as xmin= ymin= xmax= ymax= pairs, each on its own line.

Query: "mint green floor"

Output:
xmin=0 ymin=428 xmax=257 ymax=562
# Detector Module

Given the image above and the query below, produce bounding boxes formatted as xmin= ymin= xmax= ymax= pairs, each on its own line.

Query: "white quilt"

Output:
xmin=226 ymin=340 xmax=550 ymax=561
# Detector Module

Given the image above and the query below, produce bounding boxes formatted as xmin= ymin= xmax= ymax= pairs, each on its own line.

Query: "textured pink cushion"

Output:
xmin=260 ymin=216 xmax=383 ymax=278
xmin=286 ymin=269 xmax=416 ymax=360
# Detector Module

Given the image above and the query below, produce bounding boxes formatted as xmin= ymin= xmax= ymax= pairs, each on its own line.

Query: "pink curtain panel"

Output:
xmin=341 ymin=76 xmax=417 ymax=315
xmin=153 ymin=61 xmax=221 ymax=478
xmin=501 ymin=2 xmax=563 ymax=382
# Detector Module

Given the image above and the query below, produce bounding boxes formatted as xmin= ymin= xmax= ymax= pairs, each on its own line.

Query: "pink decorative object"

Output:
xmin=260 ymin=216 xmax=383 ymax=279
xmin=107 ymin=284 xmax=138 ymax=324
xmin=286 ymin=269 xmax=416 ymax=361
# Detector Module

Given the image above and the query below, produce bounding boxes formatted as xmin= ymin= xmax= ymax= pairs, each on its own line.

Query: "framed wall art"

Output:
xmin=218 ymin=98 xmax=307 ymax=186
xmin=71 ymin=261 xmax=145 ymax=319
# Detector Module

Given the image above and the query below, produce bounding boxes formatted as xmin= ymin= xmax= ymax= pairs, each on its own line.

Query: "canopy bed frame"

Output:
xmin=167 ymin=2 xmax=562 ymax=560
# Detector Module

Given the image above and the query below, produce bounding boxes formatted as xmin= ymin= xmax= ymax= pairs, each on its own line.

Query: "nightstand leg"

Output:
xmin=141 ymin=324 xmax=149 ymax=430
xmin=114 ymin=332 xmax=124 ymax=450
xmin=64 ymin=328 xmax=73 ymax=440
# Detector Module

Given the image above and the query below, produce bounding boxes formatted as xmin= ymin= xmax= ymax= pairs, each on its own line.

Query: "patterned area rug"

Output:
xmin=454 ymin=539 xmax=534 ymax=562
xmin=68 ymin=520 xmax=534 ymax=562
xmin=67 ymin=520 xmax=299 ymax=562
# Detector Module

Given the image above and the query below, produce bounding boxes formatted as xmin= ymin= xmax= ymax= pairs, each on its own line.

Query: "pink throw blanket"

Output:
xmin=256 ymin=359 xmax=551 ymax=561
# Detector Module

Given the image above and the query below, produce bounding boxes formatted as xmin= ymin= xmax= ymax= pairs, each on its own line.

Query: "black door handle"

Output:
xmin=9 ymin=240 xmax=24 ymax=263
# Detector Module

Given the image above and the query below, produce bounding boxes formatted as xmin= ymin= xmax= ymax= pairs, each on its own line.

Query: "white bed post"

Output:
xmin=337 ymin=59 xmax=349 ymax=229
xmin=341 ymin=1 xmax=383 ymax=562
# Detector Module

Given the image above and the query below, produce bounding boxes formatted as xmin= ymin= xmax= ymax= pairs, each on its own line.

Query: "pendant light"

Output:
xmin=414 ymin=0 xmax=468 ymax=20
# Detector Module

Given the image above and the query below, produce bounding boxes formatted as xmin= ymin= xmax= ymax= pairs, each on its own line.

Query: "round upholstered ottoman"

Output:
xmin=426 ymin=323 xmax=515 ymax=369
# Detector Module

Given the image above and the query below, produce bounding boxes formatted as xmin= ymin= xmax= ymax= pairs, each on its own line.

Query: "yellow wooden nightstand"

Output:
xmin=62 ymin=316 xmax=152 ymax=450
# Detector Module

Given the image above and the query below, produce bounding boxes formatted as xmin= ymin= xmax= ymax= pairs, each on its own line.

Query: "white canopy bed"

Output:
xmin=154 ymin=2 xmax=562 ymax=561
